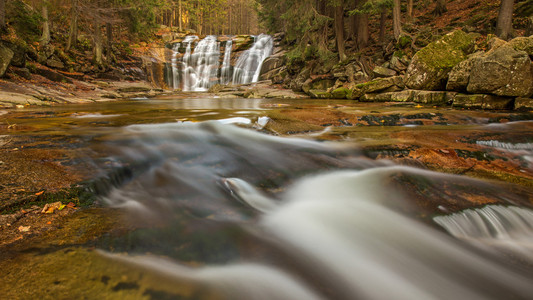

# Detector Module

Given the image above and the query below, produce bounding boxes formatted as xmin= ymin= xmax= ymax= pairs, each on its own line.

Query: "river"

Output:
xmin=1 ymin=96 xmax=532 ymax=299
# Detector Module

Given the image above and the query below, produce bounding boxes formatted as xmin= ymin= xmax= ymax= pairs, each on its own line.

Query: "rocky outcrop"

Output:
xmin=467 ymin=42 xmax=533 ymax=97
xmin=404 ymin=30 xmax=475 ymax=90
xmin=453 ymin=94 xmax=514 ymax=110
xmin=0 ymin=43 xmax=14 ymax=77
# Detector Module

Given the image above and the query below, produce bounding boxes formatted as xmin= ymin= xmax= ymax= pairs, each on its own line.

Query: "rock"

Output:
xmin=467 ymin=44 xmax=533 ymax=97
xmin=373 ymin=66 xmax=397 ymax=77
xmin=362 ymin=93 xmax=393 ymax=102
xmin=233 ymin=35 xmax=254 ymax=51
xmin=446 ymin=52 xmax=482 ymax=92
xmin=509 ymin=36 xmax=533 ymax=56
xmin=331 ymin=87 xmax=350 ymax=99
xmin=390 ymin=56 xmax=408 ymax=73
xmin=46 ymin=58 xmax=65 ymax=69
xmin=1 ymin=41 xmax=26 ymax=67
xmin=36 ymin=67 xmax=73 ymax=83
xmin=0 ymin=43 xmax=14 ymax=77
xmin=117 ymin=86 xmax=151 ymax=93
xmin=308 ymin=89 xmax=332 ymax=99
xmin=453 ymin=94 xmax=513 ymax=110
xmin=405 ymin=30 xmax=475 ymax=90
xmin=13 ymin=67 xmax=32 ymax=80
xmin=290 ymin=67 xmax=311 ymax=92
xmin=357 ymin=76 xmax=404 ymax=94
xmin=412 ymin=91 xmax=447 ymax=104
xmin=514 ymin=97 xmax=533 ymax=110
xmin=259 ymin=52 xmax=287 ymax=76
xmin=260 ymin=66 xmax=288 ymax=84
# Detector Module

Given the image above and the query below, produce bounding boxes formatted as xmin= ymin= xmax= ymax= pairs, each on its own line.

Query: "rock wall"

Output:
xmin=291 ymin=30 xmax=533 ymax=111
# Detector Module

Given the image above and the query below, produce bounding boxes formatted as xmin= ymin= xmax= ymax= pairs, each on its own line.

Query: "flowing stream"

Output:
xmin=1 ymin=98 xmax=533 ymax=299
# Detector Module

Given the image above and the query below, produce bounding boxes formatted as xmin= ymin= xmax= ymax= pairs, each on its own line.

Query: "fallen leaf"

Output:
xmin=35 ymin=191 xmax=44 ymax=196
xmin=66 ymin=202 xmax=76 ymax=208
xmin=18 ymin=225 xmax=31 ymax=232
xmin=46 ymin=221 xmax=52 ymax=225
xmin=41 ymin=202 xmax=63 ymax=214
xmin=58 ymin=204 xmax=66 ymax=211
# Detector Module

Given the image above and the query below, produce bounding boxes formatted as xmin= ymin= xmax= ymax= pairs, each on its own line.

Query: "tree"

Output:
xmin=0 ymin=0 xmax=6 ymax=31
xmin=332 ymin=0 xmax=346 ymax=61
xmin=406 ymin=0 xmax=413 ymax=22
xmin=66 ymin=0 xmax=79 ymax=51
xmin=495 ymin=0 xmax=514 ymax=40
xmin=40 ymin=0 xmax=51 ymax=46
xmin=392 ymin=0 xmax=401 ymax=40
xmin=433 ymin=0 xmax=447 ymax=16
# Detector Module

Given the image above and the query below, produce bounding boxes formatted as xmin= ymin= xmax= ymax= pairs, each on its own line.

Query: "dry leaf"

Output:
xmin=41 ymin=202 xmax=63 ymax=214
xmin=18 ymin=225 xmax=31 ymax=232
xmin=35 ymin=191 xmax=44 ymax=196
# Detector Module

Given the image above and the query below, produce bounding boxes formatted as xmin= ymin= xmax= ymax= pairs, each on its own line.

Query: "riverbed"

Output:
xmin=1 ymin=96 xmax=532 ymax=299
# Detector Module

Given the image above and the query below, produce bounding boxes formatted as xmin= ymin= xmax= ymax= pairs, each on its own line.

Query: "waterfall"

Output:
xmin=166 ymin=34 xmax=273 ymax=91
xmin=434 ymin=205 xmax=533 ymax=262
xmin=220 ymin=40 xmax=233 ymax=85
xmin=232 ymin=34 xmax=274 ymax=85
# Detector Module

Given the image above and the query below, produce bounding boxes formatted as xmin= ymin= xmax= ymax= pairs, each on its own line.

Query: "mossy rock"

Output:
xmin=397 ymin=35 xmax=413 ymax=48
xmin=509 ymin=36 xmax=533 ymax=56
xmin=308 ymin=89 xmax=332 ymax=99
xmin=331 ymin=87 xmax=349 ymax=99
xmin=405 ymin=30 xmax=475 ymax=90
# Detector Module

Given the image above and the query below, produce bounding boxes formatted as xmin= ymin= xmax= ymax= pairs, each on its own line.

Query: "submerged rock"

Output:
xmin=453 ymin=94 xmax=514 ymax=110
xmin=405 ymin=30 xmax=475 ymax=91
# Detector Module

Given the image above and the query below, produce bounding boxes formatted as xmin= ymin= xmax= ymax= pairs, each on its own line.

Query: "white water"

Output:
xmin=99 ymin=122 xmax=533 ymax=299
xmin=232 ymin=34 xmax=274 ymax=85
xmin=168 ymin=35 xmax=272 ymax=91
xmin=220 ymin=40 xmax=233 ymax=85
xmin=434 ymin=205 xmax=533 ymax=262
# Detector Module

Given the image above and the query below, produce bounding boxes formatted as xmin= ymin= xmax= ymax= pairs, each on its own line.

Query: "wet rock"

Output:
xmin=117 ymin=86 xmax=151 ymax=93
xmin=259 ymin=52 xmax=287 ymax=75
xmin=233 ymin=35 xmax=254 ymax=51
xmin=514 ymin=97 xmax=533 ymax=110
xmin=467 ymin=43 xmax=533 ymax=97
xmin=453 ymin=94 xmax=514 ymax=110
xmin=309 ymin=89 xmax=332 ymax=99
xmin=0 ymin=43 xmax=14 ymax=77
xmin=361 ymin=93 xmax=393 ymax=102
xmin=373 ymin=66 xmax=397 ymax=78
xmin=405 ymin=30 xmax=475 ymax=90
xmin=412 ymin=91 xmax=447 ymax=104
xmin=259 ymin=66 xmax=288 ymax=84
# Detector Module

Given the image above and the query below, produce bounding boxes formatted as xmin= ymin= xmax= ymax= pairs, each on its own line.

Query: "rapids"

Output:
xmin=99 ymin=121 xmax=533 ymax=300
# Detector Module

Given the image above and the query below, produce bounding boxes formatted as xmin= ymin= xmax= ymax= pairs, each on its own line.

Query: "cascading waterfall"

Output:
xmin=232 ymin=34 xmax=274 ymax=85
xmin=220 ymin=40 xmax=233 ymax=85
xmin=167 ymin=34 xmax=272 ymax=91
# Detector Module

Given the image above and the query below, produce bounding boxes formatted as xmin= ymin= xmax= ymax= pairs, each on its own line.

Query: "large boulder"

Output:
xmin=357 ymin=76 xmax=404 ymax=94
xmin=509 ymin=35 xmax=533 ymax=56
xmin=404 ymin=30 xmax=475 ymax=90
xmin=446 ymin=52 xmax=482 ymax=92
xmin=467 ymin=43 xmax=533 ymax=97
xmin=259 ymin=51 xmax=287 ymax=75
xmin=0 ymin=43 xmax=14 ymax=77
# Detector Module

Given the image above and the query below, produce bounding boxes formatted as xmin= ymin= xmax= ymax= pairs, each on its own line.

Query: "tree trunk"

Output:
xmin=379 ymin=8 xmax=387 ymax=44
xmin=334 ymin=1 xmax=346 ymax=61
xmin=93 ymin=19 xmax=103 ymax=67
xmin=40 ymin=1 xmax=51 ymax=46
xmin=433 ymin=0 xmax=447 ymax=16
xmin=317 ymin=0 xmax=326 ymax=15
xmin=66 ymin=0 xmax=78 ymax=51
xmin=0 ymin=0 xmax=6 ymax=31
xmin=393 ymin=0 xmax=402 ymax=40
xmin=106 ymin=23 xmax=113 ymax=55
xmin=355 ymin=13 xmax=369 ymax=50
xmin=407 ymin=0 xmax=413 ymax=22
xmin=178 ymin=0 xmax=182 ymax=31
xmin=495 ymin=0 xmax=514 ymax=40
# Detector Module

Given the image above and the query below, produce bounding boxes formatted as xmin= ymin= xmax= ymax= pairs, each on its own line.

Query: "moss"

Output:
xmin=397 ymin=35 xmax=412 ymax=48
xmin=331 ymin=87 xmax=349 ymax=99
xmin=415 ymin=30 xmax=474 ymax=70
